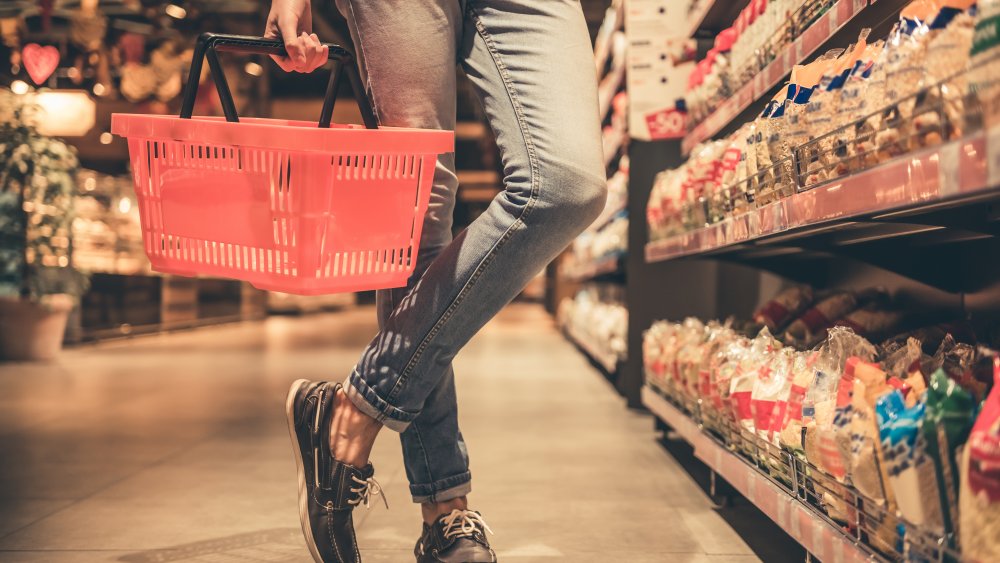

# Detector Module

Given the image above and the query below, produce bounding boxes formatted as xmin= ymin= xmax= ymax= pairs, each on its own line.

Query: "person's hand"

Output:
xmin=264 ymin=0 xmax=328 ymax=73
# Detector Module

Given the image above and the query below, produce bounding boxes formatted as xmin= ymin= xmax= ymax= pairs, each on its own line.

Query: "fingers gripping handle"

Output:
xmin=179 ymin=33 xmax=378 ymax=129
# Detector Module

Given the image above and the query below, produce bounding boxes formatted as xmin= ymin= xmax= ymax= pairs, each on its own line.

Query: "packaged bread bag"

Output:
xmin=915 ymin=8 xmax=975 ymax=146
xmin=752 ymin=348 xmax=795 ymax=444
xmin=710 ymin=337 xmax=751 ymax=437
xmin=731 ymin=329 xmax=780 ymax=451
xmin=848 ymin=359 xmax=902 ymax=555
xmin=959 ymin=355 xmax=1000 ymax=561
xmin=753 ymin=285 xmax=815 ymax=333
xmin=784 ymin=291 xmax=860 ymax=348
xmin=969 ymin=0 xmax=1000 ymax=128
xmin=922 ymin=368 xmax=977 ymax=540
xmin=878 ymin=391 xmax=945 ymax=537
xmin=778 ymin=351 xmax=821 ymax=454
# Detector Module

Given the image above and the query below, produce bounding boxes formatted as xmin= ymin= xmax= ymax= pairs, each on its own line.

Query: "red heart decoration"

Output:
xmin=23 ymin=44 xmax=60 ymax=86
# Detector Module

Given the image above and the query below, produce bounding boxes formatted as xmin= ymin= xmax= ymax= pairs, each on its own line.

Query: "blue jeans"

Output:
xmin=334 ymin=0 xmax=606 ymax=503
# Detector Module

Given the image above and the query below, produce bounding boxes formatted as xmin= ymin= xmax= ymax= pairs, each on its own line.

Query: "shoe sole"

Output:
xmin=286 ymin=379 xmax=323 ymax=563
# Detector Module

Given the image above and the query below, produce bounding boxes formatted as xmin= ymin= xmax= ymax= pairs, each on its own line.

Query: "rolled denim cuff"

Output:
xmin=344 ymin=371 xmax=416 ymax=433
xmin=409 ymin=471 xmax=472 ymax=504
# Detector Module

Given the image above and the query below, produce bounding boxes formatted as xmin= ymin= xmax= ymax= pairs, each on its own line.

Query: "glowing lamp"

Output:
xmin=33 ymin=91 xmax=96 ymax=137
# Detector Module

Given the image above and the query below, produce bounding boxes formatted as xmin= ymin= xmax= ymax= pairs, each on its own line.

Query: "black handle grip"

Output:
xmin=179 ymin=33 xmax=378 ymax=129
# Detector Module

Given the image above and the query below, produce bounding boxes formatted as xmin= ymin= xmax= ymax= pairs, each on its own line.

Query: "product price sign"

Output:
xmin=644 ymin=107 xmax=686 ymax=139
xmin=625 ymin=0 xmax=694 ymax=141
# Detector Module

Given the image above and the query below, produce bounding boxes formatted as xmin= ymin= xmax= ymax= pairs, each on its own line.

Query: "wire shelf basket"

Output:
xmin=646 ymin=383 xmax=970 ymax=562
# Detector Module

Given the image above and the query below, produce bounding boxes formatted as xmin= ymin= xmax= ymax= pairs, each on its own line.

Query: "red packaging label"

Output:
xmin=698 ymin=369 xmax=712 ymax=399
xmin=967 ymin=357 xmax=1000 ymax=502
xmin=731 ymin=391 xmax=752 ymax=421
xmin=835 ymin=373 xmax=855 ymax=408
xmin=755 ymin=301 xmax=791 ymax=328
xmin=820 ymin=433 xmax=847 ymax=479
xmin=799 ymin=308 xmax=833 ymax=334
xmin=752 ymin=399 xmax=776 ymax=437
xmin=968 ymin=433 xmax=1000 ymax=503
xmin=786 ymin=384 xmax=807 ymax=422
xmin=770 ymin=401 xmax=789 ymax=437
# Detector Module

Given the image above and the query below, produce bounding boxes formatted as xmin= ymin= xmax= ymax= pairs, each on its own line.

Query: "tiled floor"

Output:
xmin=0 ymin=303 xmax=797 ymax=562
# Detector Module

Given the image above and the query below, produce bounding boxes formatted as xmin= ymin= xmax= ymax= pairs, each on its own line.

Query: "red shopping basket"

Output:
xmin=111 ymin=34 xmax=453 ymax=295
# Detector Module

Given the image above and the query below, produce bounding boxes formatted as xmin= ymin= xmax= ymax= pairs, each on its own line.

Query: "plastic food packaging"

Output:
xmin=833 ymin=304 xmax=905 ymax=343
xmin=846 ymin=358 xmax=900 ymax=553
xmin=731 ymin=329 xmax=780 ymax=448
xmin=969 ymin=0 xmax=1000 ymax=127
xmin=922 ymin=368 xmax=977 ymax=537
xmin=696 ymin=324 xmax=735 ymax=408
xmin=879 ymin=390 xmax=947 ymax=558
xmin=784 ymin=292 xmax=860 ymax=347
xmin=778 ymin=351 xmax=820 ymax=452
xmin=807 ymin=356 xmax=852 ymax=521
xmin=753 ymin=285 xmax=814 ymax=333
xmin=677 ymin=325 xmax=707 ymax=402
xmin=916 ymin=12 xmax=974 ymax=145
xmin=959 ymin=355 xmax=1000 ymax=561
xmin=752 ymin=348 xmax=795 ymax=444
xmin=709 ymin=337 xmax=751 ymax=435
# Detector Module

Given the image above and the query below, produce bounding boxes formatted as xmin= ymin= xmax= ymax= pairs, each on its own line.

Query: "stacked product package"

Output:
xmin=650 ymin=0 xmax=999 ymax=241
xmin=642 ymin=285 xmax=1000 ymax=560
xmin=687 ymin=0 xmax=825 ymax=123
xmin=557 ymin=284 xmax=627 ymax=365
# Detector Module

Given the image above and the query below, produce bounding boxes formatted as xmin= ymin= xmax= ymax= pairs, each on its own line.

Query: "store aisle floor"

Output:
xmin=1 ymin=304 xmax=771 ymax=562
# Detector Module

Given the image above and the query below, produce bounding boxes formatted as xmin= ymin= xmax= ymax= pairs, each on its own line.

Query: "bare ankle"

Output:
xmin=421 ymin=496 xmax=469 ymax=525
xmin=328 ymin=387 xmax=382 ymax=467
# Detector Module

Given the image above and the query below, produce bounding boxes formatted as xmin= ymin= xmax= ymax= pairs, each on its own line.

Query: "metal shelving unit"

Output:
xmin=616 ymin=4 xmax=1000 ymax=561
xmin=641 ymin=385 xmax=963 ymax=563
xmin=564 ymin=322 xmax=622 ymax=375
xmin=563 ymin=255 xmax=625 ymax=283
xmin=651 ymin=128 xmax=1000 ymax=262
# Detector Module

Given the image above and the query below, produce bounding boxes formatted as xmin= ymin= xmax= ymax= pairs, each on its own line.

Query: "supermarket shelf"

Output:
xmin=457 ymin=170 xmax=502 ymax=203
xmin=681 ymin=0 xmax=903 ymax=155
xmin=684 ymin=0 xmax=751 ymax=38
xmin=563 ymin=324 xmax=620 ymax=374
xmin=647 ymin=129 xmax=1000 ymax=290
xmin=455 ymin=121 xmax=488 ymax=140
xmin=564 ymin=254 xmax=625 ymax=283
xmin=641 ymin=385 xmax=878 ymax=563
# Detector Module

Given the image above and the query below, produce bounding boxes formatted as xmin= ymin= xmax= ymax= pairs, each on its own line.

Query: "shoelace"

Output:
xmin=348 ymin=474 xmax=389 ymax=509
xmin=440 ymin=509 xmax=494 ymax=540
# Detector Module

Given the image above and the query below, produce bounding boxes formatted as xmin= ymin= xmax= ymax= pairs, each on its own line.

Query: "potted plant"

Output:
xmin=0 ymin=91 xmax=89 ymax=361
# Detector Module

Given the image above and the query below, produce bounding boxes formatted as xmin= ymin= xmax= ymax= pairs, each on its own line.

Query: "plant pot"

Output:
xmin=0 ymin=295 xmax=73 ymax=361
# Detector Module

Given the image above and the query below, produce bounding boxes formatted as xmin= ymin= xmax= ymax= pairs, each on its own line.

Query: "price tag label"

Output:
xmin=938 ymin=142 xmax=961 ymax=197
xmin=790 ymin=503 xmax=802 ymax=540
xmin=988 ymin=126 xmax=1000 ymax=188
xmin=645 ymin=108 xmax=686 ymax=139
xmin=800 ymin=12 xmax=832 ymax=59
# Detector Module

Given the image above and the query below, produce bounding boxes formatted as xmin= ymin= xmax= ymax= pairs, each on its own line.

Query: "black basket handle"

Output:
xmin=179 ymin=33 xmax=378 ymax=129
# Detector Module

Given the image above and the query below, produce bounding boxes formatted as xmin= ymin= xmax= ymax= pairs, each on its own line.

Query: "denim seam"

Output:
xmin=342 ymin=0 xmax=380 ymax=122
xmin=384 ymin=8 xmax=541 ymax=405
xmin=409 ymin=420 xmax=436 ymax=495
